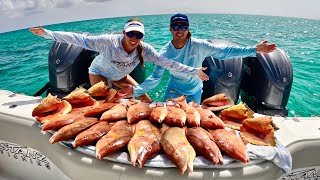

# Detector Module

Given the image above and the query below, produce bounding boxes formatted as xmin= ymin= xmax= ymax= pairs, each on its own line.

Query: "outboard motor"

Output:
xmin=46 ymin=41 xmax=96 ymax=97
xmin=240 ymin=48 xmax=293 ymax=116
xmin=202 ymin=40 xmax=243 ymax=103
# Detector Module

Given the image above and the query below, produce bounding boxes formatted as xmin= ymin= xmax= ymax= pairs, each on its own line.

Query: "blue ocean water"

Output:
xmin=0 ymin=14 xmax=319 ymax=117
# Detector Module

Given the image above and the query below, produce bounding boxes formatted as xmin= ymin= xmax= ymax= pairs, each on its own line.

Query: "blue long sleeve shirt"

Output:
xmin=43 ymin=29 xmax=199 ymax=81
xmin=133 ymin=37 xmax=256 ymax=97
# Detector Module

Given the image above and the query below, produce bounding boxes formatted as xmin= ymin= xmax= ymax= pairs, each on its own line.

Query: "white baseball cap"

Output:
xmin=124 ymin=21 xmax=145 ymax=34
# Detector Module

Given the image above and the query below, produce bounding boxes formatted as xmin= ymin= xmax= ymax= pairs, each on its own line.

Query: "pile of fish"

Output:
xmin=32 ymin=81 xmax=277 ymax=174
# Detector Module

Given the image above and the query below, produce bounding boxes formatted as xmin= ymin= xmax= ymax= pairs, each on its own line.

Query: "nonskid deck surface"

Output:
xmin=1 ymin=90 xmax=320 ymax=180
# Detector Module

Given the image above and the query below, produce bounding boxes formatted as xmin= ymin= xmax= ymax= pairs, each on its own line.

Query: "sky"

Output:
xmin=0 ymin=0 xmax=319 ymax=33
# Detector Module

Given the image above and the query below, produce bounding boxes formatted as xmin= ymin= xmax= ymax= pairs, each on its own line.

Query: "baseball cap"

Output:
xmin=124 ymin=21 xmax=145 ymax=34
xmin=170 ymin=13 xmax=189 ymax=25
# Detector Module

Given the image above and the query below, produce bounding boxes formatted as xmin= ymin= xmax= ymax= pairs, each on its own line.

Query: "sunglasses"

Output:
xmin=171 ymin=25 xmax=189 ymax=31
xmin=126 ymin=31 xmax=144 ymax=39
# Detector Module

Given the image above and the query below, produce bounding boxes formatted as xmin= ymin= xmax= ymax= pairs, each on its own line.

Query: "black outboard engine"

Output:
xmin=46 ymin=41 xmax=96 ymax=97
xmin=202 ymin=40 xmax=243 ymax=103
xmin=240 ymin=48 xmax=293 ymax=116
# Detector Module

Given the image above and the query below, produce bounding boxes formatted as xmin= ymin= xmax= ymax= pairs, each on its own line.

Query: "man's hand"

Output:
xmin=197 ymin=67 xmax=209 ymax=81
xmin=118 ymin=83 xmax=134 ymax=98
xmin=256 ymin=40 xmax=277 ymax=54
xmin=118 ymin=83 xmax=152 ymax=102
xmin=29 ymin=26 xmax=45 ymax=37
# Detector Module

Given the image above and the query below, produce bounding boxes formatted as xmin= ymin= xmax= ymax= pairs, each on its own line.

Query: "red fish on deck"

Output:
xmin=96 ymin=120 xmax=133 ymax=159
xmin=128 ymin=120 xmax=161 ymax=168
xmin=209 ymin=129 xmax=249 ymax=163
xmin=73 ymin=121 xmax=112 ymax=147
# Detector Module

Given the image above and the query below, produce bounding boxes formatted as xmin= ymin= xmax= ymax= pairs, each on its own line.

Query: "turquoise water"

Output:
xmin=0 ymin=14 xmax=319 ymax=117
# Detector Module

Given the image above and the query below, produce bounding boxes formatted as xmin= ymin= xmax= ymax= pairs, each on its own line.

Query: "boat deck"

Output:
xmin=1 ymin=90 xmax=320 ymax=180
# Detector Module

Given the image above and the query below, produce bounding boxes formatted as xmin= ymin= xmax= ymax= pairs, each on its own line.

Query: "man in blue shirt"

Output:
xmin=121 ymin=13 xmax=277 ymax=103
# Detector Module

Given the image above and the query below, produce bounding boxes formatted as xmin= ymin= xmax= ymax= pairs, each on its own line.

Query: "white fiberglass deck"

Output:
xmin=0 ymin=90 xmax=319 ymax=180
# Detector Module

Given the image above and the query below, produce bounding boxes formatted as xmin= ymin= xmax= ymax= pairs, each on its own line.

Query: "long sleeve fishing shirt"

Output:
xmin=133 ymin=37 xmax=256 ymax=97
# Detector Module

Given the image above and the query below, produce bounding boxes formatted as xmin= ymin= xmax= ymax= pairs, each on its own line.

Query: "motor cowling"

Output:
xmin=47 ymin=41 xmax=96 ymax=96
xmin=240 ymin=48 xmax=293 ymax=116
xmin=202 ymin=40 xmax=243 ymax=103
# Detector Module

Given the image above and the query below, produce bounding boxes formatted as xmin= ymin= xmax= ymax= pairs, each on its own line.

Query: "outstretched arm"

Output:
xmin=155 ymin=55 xmax=209 ymax=81
xmin=200 ymin=39 xmax=277 ymax=60
xmin=29 ymin=26 xmax=108 ymax=52
xmin=143 ymin=44 xmax=209 ymax=81
xmin=152 ymin=55 xmax=208 ymax=81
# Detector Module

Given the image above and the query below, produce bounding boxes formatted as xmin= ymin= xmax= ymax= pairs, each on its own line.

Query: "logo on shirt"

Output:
xmin=111 ymin=60 xmax=138 ymax=68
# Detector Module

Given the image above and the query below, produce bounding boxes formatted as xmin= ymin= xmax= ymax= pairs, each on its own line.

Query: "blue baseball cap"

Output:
xmin=170 ymin=13 xmax=189 ymax=25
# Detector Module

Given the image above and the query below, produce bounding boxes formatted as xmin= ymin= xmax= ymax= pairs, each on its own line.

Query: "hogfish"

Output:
xmin=96 ymin=120 xmax=133 ymax=159
xmin=160 ymin=127 xmax=195 ymax=174
xmin=128 ymin=120 xmax=161 ymax=168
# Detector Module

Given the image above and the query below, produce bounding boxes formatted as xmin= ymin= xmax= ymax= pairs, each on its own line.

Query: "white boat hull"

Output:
xmin=1 ymin=90 xmax=319 ymax=180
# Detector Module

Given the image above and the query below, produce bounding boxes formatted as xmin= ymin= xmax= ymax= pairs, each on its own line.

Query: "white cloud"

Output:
xmin=83 ymin=0 xmax=111 ymax=3
xmin=0 ymin=0 xmax=88 ymax=18
xmin=1 ymin=0 xmax=41 ymax=17
xmin=0 ymin=0 xmax=112 ymax=17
